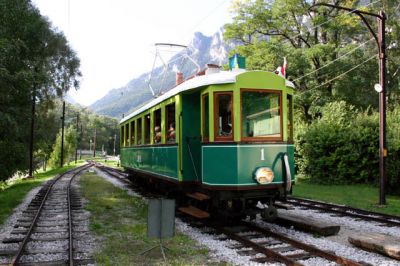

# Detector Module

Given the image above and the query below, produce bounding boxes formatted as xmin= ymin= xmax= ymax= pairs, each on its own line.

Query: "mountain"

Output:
xmin=89 ymin=29 xmax=233 ymax=119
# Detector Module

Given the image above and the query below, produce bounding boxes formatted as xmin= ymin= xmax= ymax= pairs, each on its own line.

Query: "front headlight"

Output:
xmin=255 ymin=167 xmax=274 ymax=184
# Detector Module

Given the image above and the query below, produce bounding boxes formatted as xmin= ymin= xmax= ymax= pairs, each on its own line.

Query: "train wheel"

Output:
xmin=261 ymin=205 xmax=278 ymax=222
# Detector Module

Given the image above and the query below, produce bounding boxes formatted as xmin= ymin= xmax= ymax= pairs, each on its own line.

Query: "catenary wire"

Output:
xmin=296 ymin=54 xmax=376 ymax=95
xmin=292 ymin=38 xmax=374 ymax=82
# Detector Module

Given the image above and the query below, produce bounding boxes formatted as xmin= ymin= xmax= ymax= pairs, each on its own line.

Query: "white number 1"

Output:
xmin=261 ymin=148 xmax=265 ymax=161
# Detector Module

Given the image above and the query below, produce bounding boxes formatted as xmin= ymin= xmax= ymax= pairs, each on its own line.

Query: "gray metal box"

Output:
xmin=147 ymin=198 xmax=175 ymax=239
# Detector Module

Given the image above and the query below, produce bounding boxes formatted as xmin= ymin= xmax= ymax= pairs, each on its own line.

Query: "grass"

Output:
xmin=80 ymin=172 xmax=226 ymax=266
xmin=293 ymin=178 xmax=400 ymax=216
xmin=0 ymin=161 xmax=86 ymax=226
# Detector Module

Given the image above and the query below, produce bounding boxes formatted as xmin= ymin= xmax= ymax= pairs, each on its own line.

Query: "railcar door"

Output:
xmin=181 ymin=91 xmax=202 ymax=182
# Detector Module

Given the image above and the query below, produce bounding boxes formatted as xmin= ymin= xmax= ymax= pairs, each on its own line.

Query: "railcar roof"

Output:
xmin=120 ymin=70 xmax=295 ymax=124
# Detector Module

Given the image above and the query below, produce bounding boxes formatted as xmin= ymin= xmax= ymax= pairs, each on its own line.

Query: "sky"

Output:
xmin=32 ymin=0 xmax=233 ymax=106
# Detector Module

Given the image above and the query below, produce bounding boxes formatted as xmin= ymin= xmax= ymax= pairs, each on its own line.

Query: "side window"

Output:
xmin=287 ymin=94 xmax=293 ymax=141
xmin=125 ymin=124 xmax=129 ymax=146
xmin=166 ymin=103 xmax=176 ymax=143
xmin=137 ymin=118 xmax=142 ymax=145
xmin=144 ymin=114 xmax=150 ymax=144
xmin=214 ymin=92 xmax=233 ymax=141
xmin=130 ymin=120 xmax=135 ymax=146
xmin=121 ymin=126 xmax=125 ymax=147
xmin=154 ymin=109 xmax=161 ymax=144
xmin=202 ymin=94 xmax=209 ymax=142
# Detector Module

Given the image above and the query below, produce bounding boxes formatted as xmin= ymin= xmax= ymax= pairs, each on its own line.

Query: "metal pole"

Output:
xmin=93 ymin=128 xmax=97 ymax=157
xmin=113 ymin=133 xmax=116 ymax=156
xmin=75 ymin=113 xmax=79 ymax=164
xmin=79 ymin=124 xmax=83 ymax=159
xmin=310 ymin=4 xmax=388 ymax=205
xmin=378 ymin=11 xmax=387 ymax=205
xmin=60 ymin=101 xmax=65 ymax=168
xmin=28 ymin=88 xmax=36 ymax=178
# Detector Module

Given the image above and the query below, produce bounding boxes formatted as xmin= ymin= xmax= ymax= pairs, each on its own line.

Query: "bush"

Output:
xmin=295 ymin=101 xmax=400 ymax=192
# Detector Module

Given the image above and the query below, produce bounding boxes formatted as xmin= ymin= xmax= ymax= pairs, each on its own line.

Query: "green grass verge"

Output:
xmin=0 ymin=161 xmax=86 ymax=226
xmin=80 ymin=173 xmax=226 ymax=266
xmin=293 ymin=179 xmax=400 ymax=216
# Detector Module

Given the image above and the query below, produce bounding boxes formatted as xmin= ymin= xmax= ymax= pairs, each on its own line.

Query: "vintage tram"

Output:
xmin=119 ymin=63 xmax=295 ymax=220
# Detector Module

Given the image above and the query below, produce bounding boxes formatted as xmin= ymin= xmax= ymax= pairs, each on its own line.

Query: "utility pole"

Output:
xmin=93 ymin=128 xmax=97 ymax=158
xmin=28 ymin=87 xmax=36 ymax=178
xmin=60 ymin=101 xmax=66 ymax=168
xmin=113 ymin=133 xmax=116 ymax=156
xmin=75 ymin=113 xmax=79 ymax=164
xmin=311 ymin=4 xmax=387 ymax=205
xmin=79 ymin=124 xmax=83 ymax=159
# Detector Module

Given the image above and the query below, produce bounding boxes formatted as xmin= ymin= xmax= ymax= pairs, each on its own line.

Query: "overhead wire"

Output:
xmin=296 ymin=54 xmax=377 ymax=95
xmin=292 ymin=38 xmax=374 ymax=82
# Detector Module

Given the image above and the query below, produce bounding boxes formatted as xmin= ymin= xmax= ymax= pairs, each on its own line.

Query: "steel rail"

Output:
xmin=10 ymin=163 xmax=91 ymax=265
xmin=286 ymin=197 xmax=400 ymax=227
xmin=215 ymin=225 xmax=303 ymax=266
xmin=242 ymin=221 xmax=364 ymax=266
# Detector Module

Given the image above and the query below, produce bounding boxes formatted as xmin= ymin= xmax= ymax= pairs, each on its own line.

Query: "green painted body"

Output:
xmin=202 ymin=144 xmax=295 ymax=186
xmin=120 ymin=71 xmax=295 ymax=190
xmin=120 ymin=146 xmax=178 ymax=180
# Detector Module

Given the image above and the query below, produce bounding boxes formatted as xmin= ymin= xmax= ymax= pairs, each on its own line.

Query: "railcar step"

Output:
xmin=186 ymin=192 xmax=210 ymax=201
xmin=178 ymin=206 xmax=210 ymax=219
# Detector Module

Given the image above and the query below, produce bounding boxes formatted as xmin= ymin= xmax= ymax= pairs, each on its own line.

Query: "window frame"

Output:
xmin=240 ymin=88 xmax=283 ymax=142
xmin=213 ymin=91 xmax=234 ymax=142
xmin=125 ymin=123 xmax=129 ymax=146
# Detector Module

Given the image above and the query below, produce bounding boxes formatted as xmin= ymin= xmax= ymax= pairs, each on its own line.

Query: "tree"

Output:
xmin=0 ymin=0 xmax=81 ymax=180
xmin=224 ymin=0 xmax=400 ymax=120
xmin=49 ymin=126 xmax=77 ymax=167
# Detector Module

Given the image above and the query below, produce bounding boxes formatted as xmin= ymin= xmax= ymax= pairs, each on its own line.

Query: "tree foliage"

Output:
xmin=224 ymin=0 xmax=400 ymax=120
xmin=0 ymin=0 xmax=81 ymax=181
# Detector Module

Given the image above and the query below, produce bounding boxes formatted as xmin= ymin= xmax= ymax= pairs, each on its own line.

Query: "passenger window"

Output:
xmin=144 ymin=114 xmax=150 ymax=144
xmin=125 ymin=124 xmax=129 ymax=146
xmin=137 ymin=118 xmax=142 ymax=145
xmin=202 ymin=94 xmax=209 ymax=142
xmin=130 ymin=121 xmax=135 ymax=146
xmin=214 ymin=92 xmax=233 ymax=141
xmin=154 ymin=109 xmax=161 ymax=144
xmin=166 ymin=103 xmax=176 ymax=143
xmin=121 ymin=126 xmax=125 ymax=146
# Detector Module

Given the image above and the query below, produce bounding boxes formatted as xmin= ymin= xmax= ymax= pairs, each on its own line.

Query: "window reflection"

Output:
xmin=242 ymin=90 xmax=281 ymax=140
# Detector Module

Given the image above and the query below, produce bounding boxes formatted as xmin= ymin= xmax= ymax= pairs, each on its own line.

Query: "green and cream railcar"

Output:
xmin=120 ymin=68 xmax=295 ymax=219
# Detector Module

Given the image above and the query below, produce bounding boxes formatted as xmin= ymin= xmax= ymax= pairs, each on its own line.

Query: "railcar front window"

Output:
xmin=214 ymin=92 xmax=233 ymax=141
xmin=241 ymin=90 xmax=281 ymax=140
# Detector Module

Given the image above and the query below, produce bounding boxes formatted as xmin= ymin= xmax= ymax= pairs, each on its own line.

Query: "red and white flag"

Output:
xmin=281 ymin=57 xmax=287 ymax=77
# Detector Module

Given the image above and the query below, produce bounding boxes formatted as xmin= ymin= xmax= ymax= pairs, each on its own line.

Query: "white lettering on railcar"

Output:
xmin=261 ymin=148 xmax=265 ymax=161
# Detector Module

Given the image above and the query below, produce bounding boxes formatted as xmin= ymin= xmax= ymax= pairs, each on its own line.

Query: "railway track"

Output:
xmin=95 ymin=164 xmax=370 ymax=265
xmin=0 ymin=163 xmax=93 ymax=266
xmin=181 ymin=217 xmax=368 ymax=266
xmin=282 ymin=197 xmax=400 ymax=227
